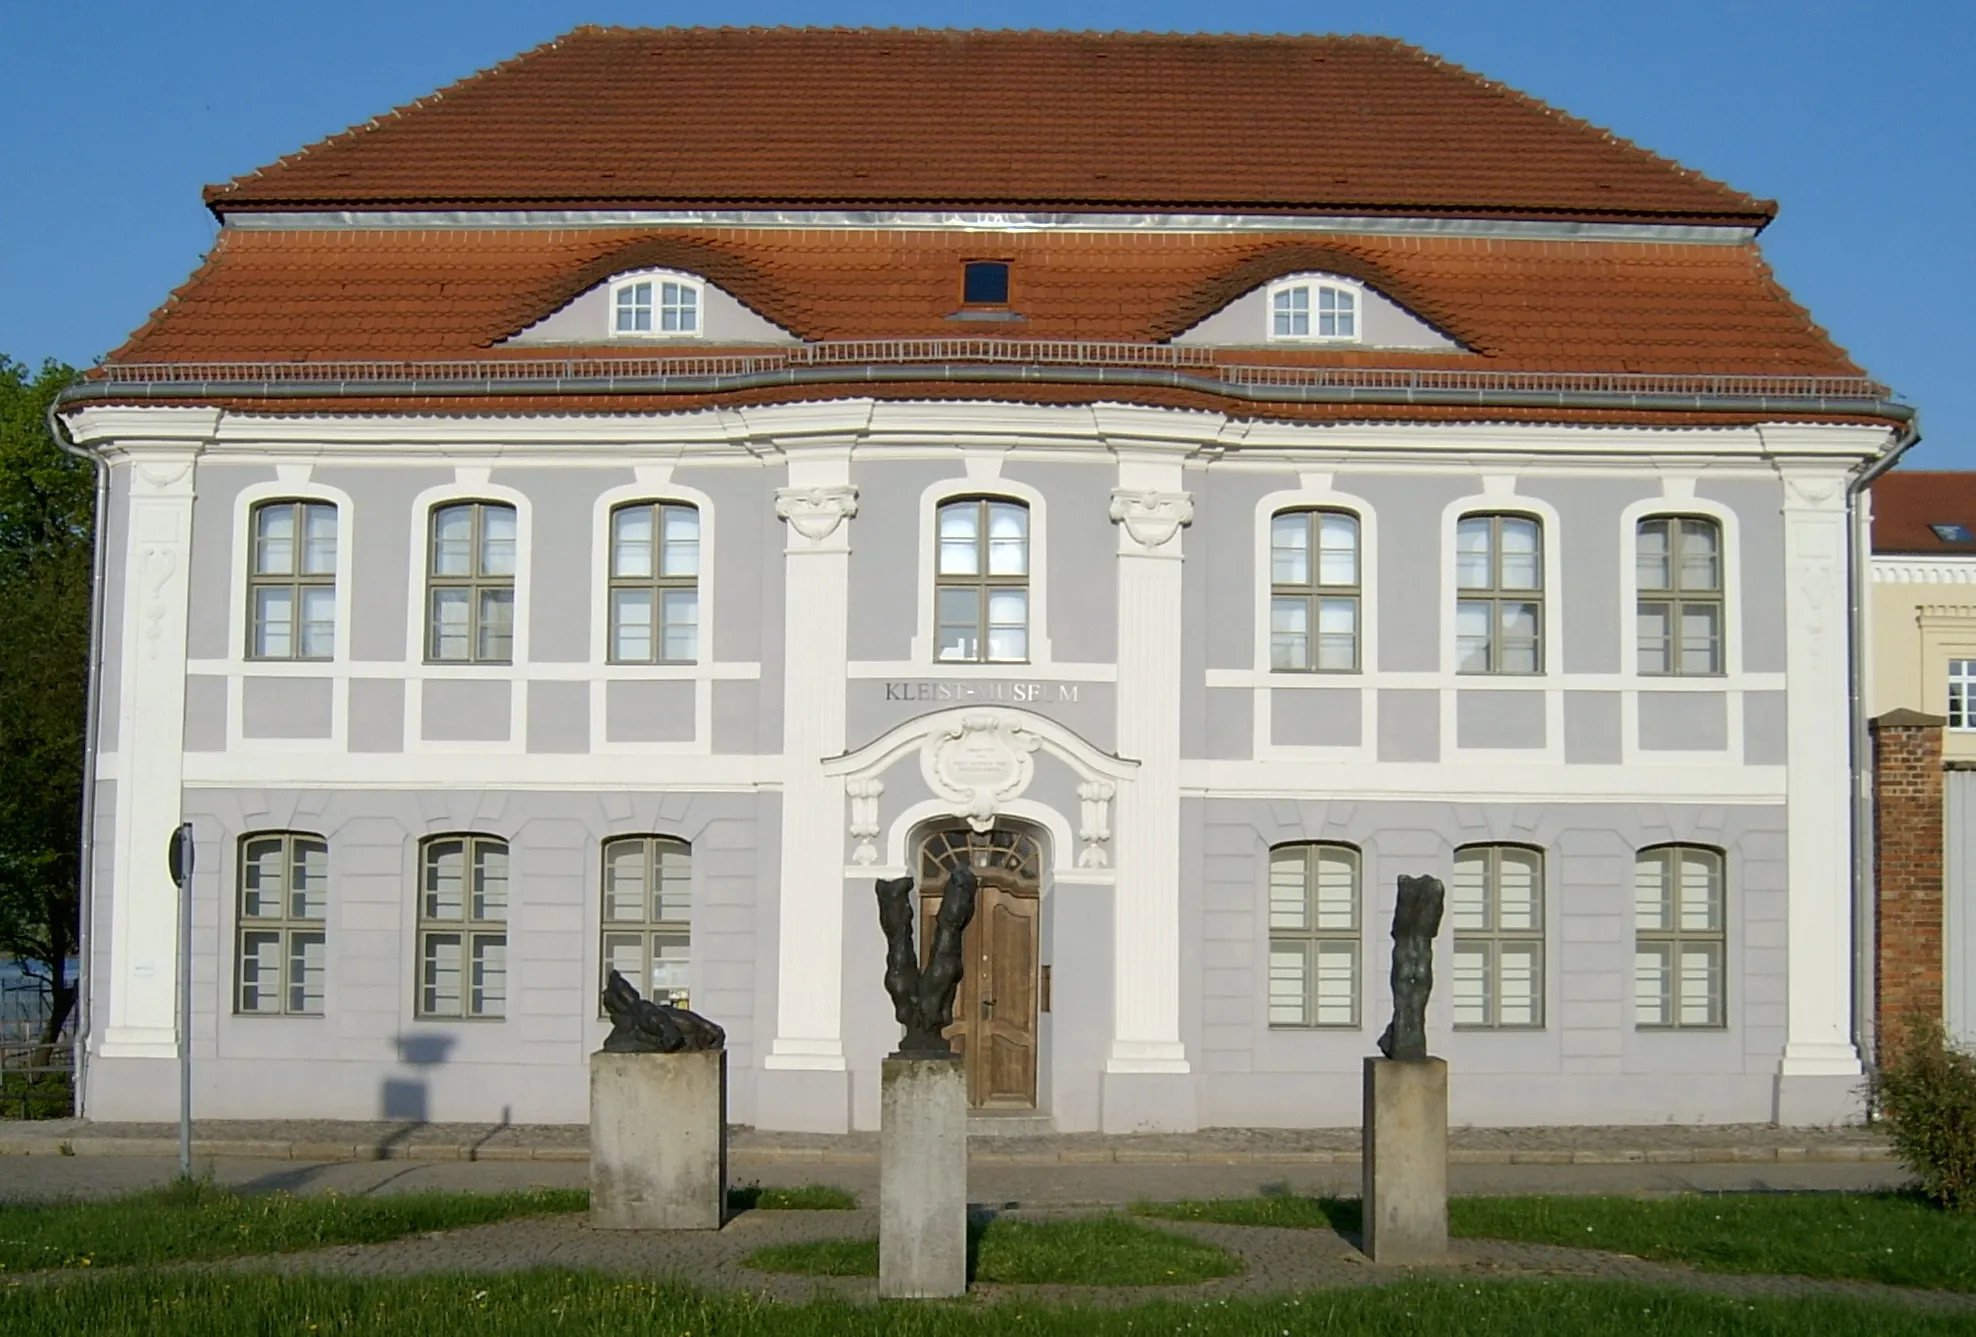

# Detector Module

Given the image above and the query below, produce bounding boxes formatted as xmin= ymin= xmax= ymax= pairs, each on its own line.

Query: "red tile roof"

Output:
xmin=206 ymin=27 xmax=1772 ymax=226
xmin=110 ymin=227 xmax=1859 ymax=377
xmin=1872 ymin=472 xmax=1976 ymax=554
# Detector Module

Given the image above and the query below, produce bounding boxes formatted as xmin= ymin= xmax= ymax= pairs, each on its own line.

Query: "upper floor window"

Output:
xmin=248 ymin=500 xmax=336 ymax=660
xmin=601 ymin=836 xmax=693 ymax=1011
xmin=1951 ymin=660 xmax=1976 ymax=730
xmin=1270 ymin=509 xmax=1360 ymax=672
xmin=236 ymin=832 xmax=327 ymax=1016
xmin=936 ymin=497 xmax=1029 ymax=663
xmin=1269 ymin=279 xmax=1358 ymax=342
xmin=1636 ymin=516 xmax=1723 ymax=675
xmin=1456 ymin=513 xmax=1543 ymax=674
xmin=1635 ymin=845 xmax=1726 ymax=1029
xmin=613 ymin=277 xmax=700 ymax=336
xmin=1267 ymin=843 xmax=1361 ymax=1028
xmin=1451 ymin=845 xmax=1544 ymax=1029
xmin=428 ymin=502 xmax=516 ymax=664
xmin=417 ymin=835 xmax=508 ymax=1019
xmin=609 ymin=502 xmax=699 ymax=663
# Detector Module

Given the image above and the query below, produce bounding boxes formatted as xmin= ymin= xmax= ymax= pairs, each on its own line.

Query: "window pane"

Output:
xmin=422 ymin=933 xmax=463 ymax=1015
xmin=299 ymin=587 xmax=336 ymax=660
xmin=288 ymin=931 xmax=326 ymax=1014
xmin=239 ymin=931 xmax=283 ymax=1013
xmin=661 ymin=506 xmax=699 ymax=577
xmin=604 ymin=844 xmax=647 ymax=922
xmin=473 ymin=842 xmax=509 ymax=922
xmin=937 ymin=505 xmax=979 ymax=575
xmin=986 ymin=589 xmax=1028 ymax=662
xmin=1638 ymin=602 xmax=1673 ymax=674
xmin=471 ymin=935 xmax=506 ymax=1016
xmin=1271 ymin=514 xmax=1310 ymax=586
xmin=1318 ymin=513 xmax=1358 ymax=586
xmin=1270 ymin=597 xmax=1310 ymax=671
xmin=303 ymin=505 xmax=338 ymax=575
xmin=430 ymin=588 xmax=471 ymax=661
xmin=1313 ymin=848 xmax=1357 ymax=929
xmin=1268 ymin=852 xmax=1308 ymax=930
xmin=936 ymin=586 xmax=980 ymax=661
xmin=424 ymin=841 xmax=465 ymax=920
xmin=1679 ymin=521 xmax=1720 ymax=591
xmin=1451 ymin=943 xmax=1489 ymax=1027
xmin=1268 ymin=943 xmax=1308 ymax=1025
xmin=1451 ymin=852 xmax=1489 ymax=931
xmin=656 ymin=846 xmax=692 ymax=922
xmin=1636 ymin=519 xmax=1671 ymax=591
xmin=1455 ymin=601 xmax=1492 ymax=672
xmin=1679 ymin=604 xmax=1721 ymax=674
xmin=661 ymin=589 xmax=698 ymax=662
xmin=432 ymin=506 xmax=473 ymax=575
xmin=242 ymin=838 xmax=285 ymax=919
xmin=479 ymin=506 xmax=517 ymax=577
xmin=291 ymin=839 xmax=329 ymax=919
xmin=1499 ymin=603 xmax=1541 ymax=674
xmin=1498 ymin=943 xmax=1540 ymax=1026
xmin=1455 ymin=518 xmax=1494 ymax=589
xmin=1679 ymin=942 xmax=1723 ymax=1026
xmin=1272 ymin=287 xmax=1309 ymax=338
xmin=1635 ymin=854 xmax=1671 ymax=933
xmin=651 ymin=931 xmax=690 ymax=1003
xmin=1313 ymin=942 xmax=1357 ymax=1024
xmin=1499 ymin=519 xmax=1540 ymax=590
xmin=1497 ymin=850 xmax=1541 ymax=931
xmin=603 ymin=933 xmax=645 ymax=987
xmin=254 ymin=505 xmax=295 ymax=576
xmin=477 ymin=589 xmax=515 ymax=661
xmin=986 ymin=503 xmax=1028 ymax=576
xmin=612 ymin=506 xmax=653 ymax=578
xmin=254 ymin=587 xmax=295 ymax=659
xmin=1316 ymin=598 xmax=1357 ymax=671
xmin=1635 ymin=943 xmax=1673 ymax=1026
xmin=1317 ymin=286 xmax=1357 ymax=339
xmin=1678 ymin=852 xmax=1719 ymax=931
xmin=612 ymin=588 xmax=653 ymax=661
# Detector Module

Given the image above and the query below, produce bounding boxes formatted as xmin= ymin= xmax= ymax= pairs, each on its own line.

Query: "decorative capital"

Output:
xmin=1109 ymin=488 xmax=1194 ymax=549
xmin=775 ymin=484 xmax=860 ymax=541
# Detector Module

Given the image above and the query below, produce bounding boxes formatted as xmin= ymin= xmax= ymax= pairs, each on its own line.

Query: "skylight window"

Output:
xmin=612 ymin=275 xmax=701 ymax=337
xmin=1930 ymin=523 xmax=1975 ymax=543
xmin=1268 ymin=278 xmax=1360 ymax=343
xmin=963 ymin=262 xmax=1011 ymax=306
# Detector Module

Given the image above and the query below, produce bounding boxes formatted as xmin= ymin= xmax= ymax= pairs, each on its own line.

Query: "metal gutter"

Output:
xmin=43 ymin=399 xmax=103 ymax=1119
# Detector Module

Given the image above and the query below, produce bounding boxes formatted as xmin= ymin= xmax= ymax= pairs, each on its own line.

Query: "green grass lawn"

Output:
xmin=1134 ymin=1191 xmax=1976 ymax=1292
xmin=744 ymin=1214 xmax=1242 ymax=1285
xmin=3 ymin=1272 xmax=1970 ymax=1336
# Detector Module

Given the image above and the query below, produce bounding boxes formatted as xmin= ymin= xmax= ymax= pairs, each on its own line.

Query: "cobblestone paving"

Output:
xmin=197 ymin=1206 xmax=1976 ymax=1314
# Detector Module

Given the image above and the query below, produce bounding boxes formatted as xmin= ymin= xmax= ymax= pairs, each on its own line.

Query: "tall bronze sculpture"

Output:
xmin=599 ymin=968 xmax=726 ymax=1053
xmin=1376 ymin=874 xmax=1446 ymax=1062
xmin=874 ymin=861 xmax=980 ymax=1057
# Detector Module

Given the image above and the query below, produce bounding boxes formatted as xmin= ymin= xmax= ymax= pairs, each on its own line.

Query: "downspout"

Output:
xmin=45 ymin=399 xmax=106 ymax=1119
xmin=1848 ymin=410 xmax=1922 ymax=1088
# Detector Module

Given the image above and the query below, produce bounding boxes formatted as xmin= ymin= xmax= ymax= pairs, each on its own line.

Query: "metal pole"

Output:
xmin=168 ymin=823 xmax=194 ymax=1179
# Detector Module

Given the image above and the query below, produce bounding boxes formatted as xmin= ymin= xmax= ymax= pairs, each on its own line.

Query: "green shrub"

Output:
xmin=1872 ymin=1015 xmax=1976 ymax=1211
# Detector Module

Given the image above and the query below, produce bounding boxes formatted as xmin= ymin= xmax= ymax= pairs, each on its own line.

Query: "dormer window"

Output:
xmin=612 ymin=275 xmax=701 ymax=337
xmin=962 ymin=261 xmax=1011 ymax=307
xmin=1269 ymin=279 xmax=1359 ymax=343
xmin=1930 ymin=523 xmax=1975 ymax=544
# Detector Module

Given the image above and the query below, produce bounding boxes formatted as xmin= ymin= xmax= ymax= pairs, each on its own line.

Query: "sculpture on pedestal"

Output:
xmin=874 ymin=861 xmax=980 ymax=1057
xmin=1376 ymin=874 xmax=1446 ymax=1061
xmin=600 ymin=969 xmax=726 ymax=1053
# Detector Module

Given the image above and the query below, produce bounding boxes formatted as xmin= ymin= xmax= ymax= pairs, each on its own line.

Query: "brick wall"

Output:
xmin=1872 ymin=710 xmax=1947 ymax=1049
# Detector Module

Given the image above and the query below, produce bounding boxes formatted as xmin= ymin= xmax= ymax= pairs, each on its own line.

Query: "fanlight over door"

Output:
xmin=916 ymin=826 xmax=1043 ymax=1109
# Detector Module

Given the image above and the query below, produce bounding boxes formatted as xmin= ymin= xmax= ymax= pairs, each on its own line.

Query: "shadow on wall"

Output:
xmin=381 ymin=1032 xmax=456 ymax=1122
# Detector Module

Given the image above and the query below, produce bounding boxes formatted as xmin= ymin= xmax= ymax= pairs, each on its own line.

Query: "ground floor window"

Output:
xmin=1451 ymin=844 xmax=1545 ymax=1029
xmin=236 ymin=832 xmax=328 ymax=1015
xmin=600 ymin=835 xmax=692 ymax=1009
xmin=1635 ymin=845 xmax=1726 ymax=1028
xmin=1267 ymin=843 xmax=1360 ymax=1027
xmin=417 ymin=835 xmax=508 ymax=1018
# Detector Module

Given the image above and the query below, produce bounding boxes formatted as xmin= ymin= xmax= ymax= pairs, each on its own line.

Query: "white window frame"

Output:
xmin=1266 ymin=276 xmax=1363 ymax=344
xmin=1619 ymin=492 xmax=1743 ymax=682
xmin=403 ymin=478 xmax=532 ymax=674
xmin=1450 ymin=844 xmax=1546 ymax=1030
xmin=599 ymin=835 xmax=694 ymax=1012
xmin=415 ymin=833 xmax=510 ymax=1020
xmin=226 ymin=478 xmax=355 ymax=673
xmin=1951 ymin=659 xmax=1976 ymax=730
xmin=609 ymin=270 xmax=706 ymax=340
xmin=904 ymin=471 xmax=1055 ymax=672
xmin=1266 ymin=842 xmax=1362 ymax=1028
xmin=235 ymin=830 xmax=329 ymax=1017
xmin=1439 ymin=485 xmax=1562 ymax=681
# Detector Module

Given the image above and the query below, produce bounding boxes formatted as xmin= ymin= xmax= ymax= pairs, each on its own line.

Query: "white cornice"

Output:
xmin=1873 ymin=556 xmax=1976 ymax=583
xmin=65 ymin=406 xmax=224 ymax=451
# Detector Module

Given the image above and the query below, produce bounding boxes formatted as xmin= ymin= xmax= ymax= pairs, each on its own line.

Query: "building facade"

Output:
xmin=60 ymin=28 xmax=1912 ymax=1131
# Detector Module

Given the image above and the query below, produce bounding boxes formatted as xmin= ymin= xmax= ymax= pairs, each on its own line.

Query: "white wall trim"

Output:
xmin=1874 ymin=557 xmax=1976 ymax=583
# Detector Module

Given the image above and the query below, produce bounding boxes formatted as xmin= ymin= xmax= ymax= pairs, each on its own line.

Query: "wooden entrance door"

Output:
xmin=917 ymin=827 xmax=1043 ymax=1109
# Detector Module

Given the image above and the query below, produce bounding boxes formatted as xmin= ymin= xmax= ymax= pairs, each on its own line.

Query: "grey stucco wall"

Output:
xmin=312 ymin=467 xmax=454 ymax=663
xmin=186 ymin=465 xmax=276 ymax=660
xmin=1699 ymin=477 xmax=1786 ymax=675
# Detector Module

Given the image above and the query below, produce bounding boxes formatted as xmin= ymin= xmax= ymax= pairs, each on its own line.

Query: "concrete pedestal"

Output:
xmin=590 ymin=1049 xmax=727 ymax=1230
xmin=880 ymin=1057 xmax=967 ymax=1298
xmin=1361 ymin=1056 xmax=1448 ymax=1264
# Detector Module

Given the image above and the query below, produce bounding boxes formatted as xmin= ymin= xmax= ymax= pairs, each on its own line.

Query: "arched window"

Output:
xmin=608 ymin=501 xmax=699 ymax=663
xmin=1636 ymin=516 xmax=1723 ymax=675
xmin=935 ymin=497 xmax=1029 ymax=663
xmin=417 ymin=835 xmax=508 ymax=1019
xmin=1270 ymin=508 xmax=1360 ymax=671
xmin=1456 ymin=513 xmax=1543 ymax=674
xmin=1268 ymin=278 xmax=1359 ymax=342
xmin=612 ymin=275 xmax=701 ymax=337
xmin=1451 ymin=844 xmax=1545 ymax=1029
xmin=1267 ymin=843 xmax=1361 ymax=1028
xmin=427 ymin=502 xmax=517 ymax=663
xmin=1635 ymin=845 xmax=1726 ymax=1028
xmin=236 ymin=832 xmax=328 ymax=1015
xmin=247 ymin=500 xmax=337 ymax=660
xmin=601 ymin=836 xmax=692 ymax=1009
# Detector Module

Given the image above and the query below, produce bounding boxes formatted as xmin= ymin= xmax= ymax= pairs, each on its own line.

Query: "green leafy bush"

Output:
xmin=1872 ymin=1015 xmax=1976 ymax=1211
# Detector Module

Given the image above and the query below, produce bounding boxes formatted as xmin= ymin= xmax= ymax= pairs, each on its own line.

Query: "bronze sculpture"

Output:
xmin=1376 ymin=874 xmax=1446 ymax=1062
xmin=600 ymin=968 xmax=726 ymax=1053
xmin=874 ymin=861 xmax=980 ymax=1057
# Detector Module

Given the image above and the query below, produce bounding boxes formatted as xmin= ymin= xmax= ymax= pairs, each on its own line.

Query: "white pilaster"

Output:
xmin=765 ymin=465 xmax=859 ymax=1074
xmin=101 ymin=442 xmax=205 ymax=1057
xmin=1106 ymin=469 xmax=1193 ymax=1075
xmin=1777 ymin=466 xmax=1862 ymax=1079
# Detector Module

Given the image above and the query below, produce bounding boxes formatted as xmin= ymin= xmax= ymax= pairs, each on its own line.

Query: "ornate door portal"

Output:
xmin=916 ymin=826 xmax=1043 ymax=1109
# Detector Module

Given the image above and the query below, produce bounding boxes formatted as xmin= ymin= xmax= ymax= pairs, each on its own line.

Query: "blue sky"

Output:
xmin=3 ymin=1 xmax=1970 ymax=462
